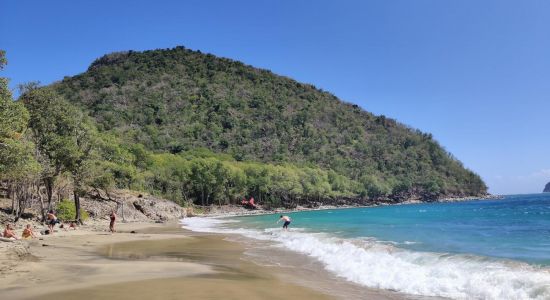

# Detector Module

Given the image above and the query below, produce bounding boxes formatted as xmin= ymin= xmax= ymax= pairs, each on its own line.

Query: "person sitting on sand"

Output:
xmin=22 ymin=224 xmax=37 ymax=239
xmin=3 ymin=224 xmax=20 ymax=240
xmin=60 ymin=221 xmax=77 ymax=231
xmin=109 ymin=211 xmax=117 ymax=233
xmin=277 ymin=215 xmax=292 ymax=231
xmin=47 ymin=210 xmax=58 ymax=234
xmin=69 ymin=221 xmax=77 ymax=230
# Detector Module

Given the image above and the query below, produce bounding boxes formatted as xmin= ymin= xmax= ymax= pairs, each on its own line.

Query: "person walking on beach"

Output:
xmin=109 ymin=210 xmax=117 ymax=233
xmin=277 ymin=215 xmax=292 ymax=231
xmin=46 ymin=210 xmax=58 ymax=234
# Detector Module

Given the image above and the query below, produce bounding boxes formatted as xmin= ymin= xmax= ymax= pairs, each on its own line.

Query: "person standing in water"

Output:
xmin=277 ymin=215 xmax=291 ymax=231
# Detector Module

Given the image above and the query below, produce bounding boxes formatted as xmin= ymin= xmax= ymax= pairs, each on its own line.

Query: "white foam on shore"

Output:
xmin=181 ymin=217 xmax=550 ymax=300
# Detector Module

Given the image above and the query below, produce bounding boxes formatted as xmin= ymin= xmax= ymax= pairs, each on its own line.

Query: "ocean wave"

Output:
xmin=180 ymin=217 xmax=550 ymax=300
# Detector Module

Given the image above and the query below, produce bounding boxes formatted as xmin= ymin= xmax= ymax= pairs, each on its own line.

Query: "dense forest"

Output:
xmin=0 ymin=47 xmax=487 ymax=222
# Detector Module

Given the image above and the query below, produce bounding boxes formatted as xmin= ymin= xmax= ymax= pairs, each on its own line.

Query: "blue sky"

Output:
xmin=1 ymin=0 xmax=549 ymax=194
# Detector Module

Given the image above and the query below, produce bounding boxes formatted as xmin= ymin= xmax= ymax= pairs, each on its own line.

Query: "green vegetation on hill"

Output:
xmin=1 ymin=47 xmax=487 ymax=223
xmin=52 ymin=46 xmax=486 ymax=202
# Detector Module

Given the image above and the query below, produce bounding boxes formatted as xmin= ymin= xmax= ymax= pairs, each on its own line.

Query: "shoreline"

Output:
xmin=0 ymin=221 xmax=406 ymax=300
xmin=0 ymin=194 xmax=506 ymax=300
xmin=182 ymin=195 xmax=550 ymax=300
xmin=199 ymin=194 xmax=503 ymax=218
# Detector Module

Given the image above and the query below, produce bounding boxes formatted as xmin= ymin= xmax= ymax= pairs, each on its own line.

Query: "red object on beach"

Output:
xmin=241 ymin=197 xmax=257 ymax=209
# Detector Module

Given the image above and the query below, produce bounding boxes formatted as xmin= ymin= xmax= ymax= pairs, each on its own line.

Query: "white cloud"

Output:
xmin=508 ymin=168 xmax=550 ymax=181
xmin=529 ymin=169 xmax=550 ymax=178
xmin=487 ymin=168 xmax=550 ymax=195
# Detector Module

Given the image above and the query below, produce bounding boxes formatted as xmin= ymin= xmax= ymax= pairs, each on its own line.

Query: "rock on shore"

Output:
xmin=86 ymin=189 xmax=187 ymax=222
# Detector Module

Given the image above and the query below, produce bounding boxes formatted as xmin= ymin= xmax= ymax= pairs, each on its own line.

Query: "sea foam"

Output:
xmin=181 ymin=217 xmax=550 ymax=300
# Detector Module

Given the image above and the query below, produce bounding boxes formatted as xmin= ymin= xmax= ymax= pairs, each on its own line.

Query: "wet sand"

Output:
xmin=0 ymin=222 xmax=409 ymax=300
xmin=40 ymin=271 xmax=333 ymax=300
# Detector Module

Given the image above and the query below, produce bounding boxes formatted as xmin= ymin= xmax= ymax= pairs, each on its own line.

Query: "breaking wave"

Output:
xmin=181 ymin=217 xmax=550 ymax=300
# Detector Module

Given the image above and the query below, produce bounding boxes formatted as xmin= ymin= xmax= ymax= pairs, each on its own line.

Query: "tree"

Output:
xmin=21 ymin=87 xmax=71 ymax=212
xmin=360 ymin=175 xmax=391 ymax=199
xmin=0 ymin=50 xmax=5 ymax=69
xmin=244 ymin=164 xmax=271 ymax=203
xmin=66 ymin=119 xmax=98 ymax=223
xmin=22 ymin=87 xmax=98 ymax=223
xmin=189 ymin=158 xmax=228 ymax=206
xmin=267 ymin=165 xmax=302 ymax=207
xmin=0 ymin=50 xmax=41 ymax=221
xmin=222 ymin=162 xmax=247 ymax=205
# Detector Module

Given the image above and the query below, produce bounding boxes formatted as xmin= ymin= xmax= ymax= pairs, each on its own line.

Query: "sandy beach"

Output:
xmin=0 ymin=221 xmax=410 ymax=300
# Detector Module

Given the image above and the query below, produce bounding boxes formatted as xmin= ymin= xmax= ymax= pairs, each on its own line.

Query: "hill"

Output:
xmin=49 ymin=46 xmax=486 ymax=204
xmin=544 ymin=182 xmax=550 ymax=193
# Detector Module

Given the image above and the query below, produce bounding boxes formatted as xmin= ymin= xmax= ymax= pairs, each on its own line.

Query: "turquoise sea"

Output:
xmin=182 ymin=194 xmax=550 ymax=299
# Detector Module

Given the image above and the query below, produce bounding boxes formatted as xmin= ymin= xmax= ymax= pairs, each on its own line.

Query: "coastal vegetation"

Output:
xmin=56 ymin=199 xmax=89 ymax=222
xmin=0 ymin=48 xmax=487 ymax=222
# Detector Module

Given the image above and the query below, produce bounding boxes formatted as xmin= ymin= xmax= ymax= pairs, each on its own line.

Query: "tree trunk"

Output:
xmin=44 ymin=177 xmax=54 ymax=211
xmin=12 ymin=185 xmax=19 ymax=220
xmin=180 ymin=185 xmax=190 ymax=207
xmin=74 ymin=190 xmax=82 ymax=225
xmin=37 ymin=184 xmax=46 ymax=223
xmin=8 ymin=181 xmax=15 ymax=215
xmin=17 ymin=185 xmax=27 ymax=222
xmin=14 ymin=183 xmax=27 ymax=223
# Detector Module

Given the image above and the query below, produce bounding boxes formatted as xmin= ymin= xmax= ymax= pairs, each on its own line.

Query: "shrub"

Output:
xmin=56 ymin=199 xmax=89 ymax=221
